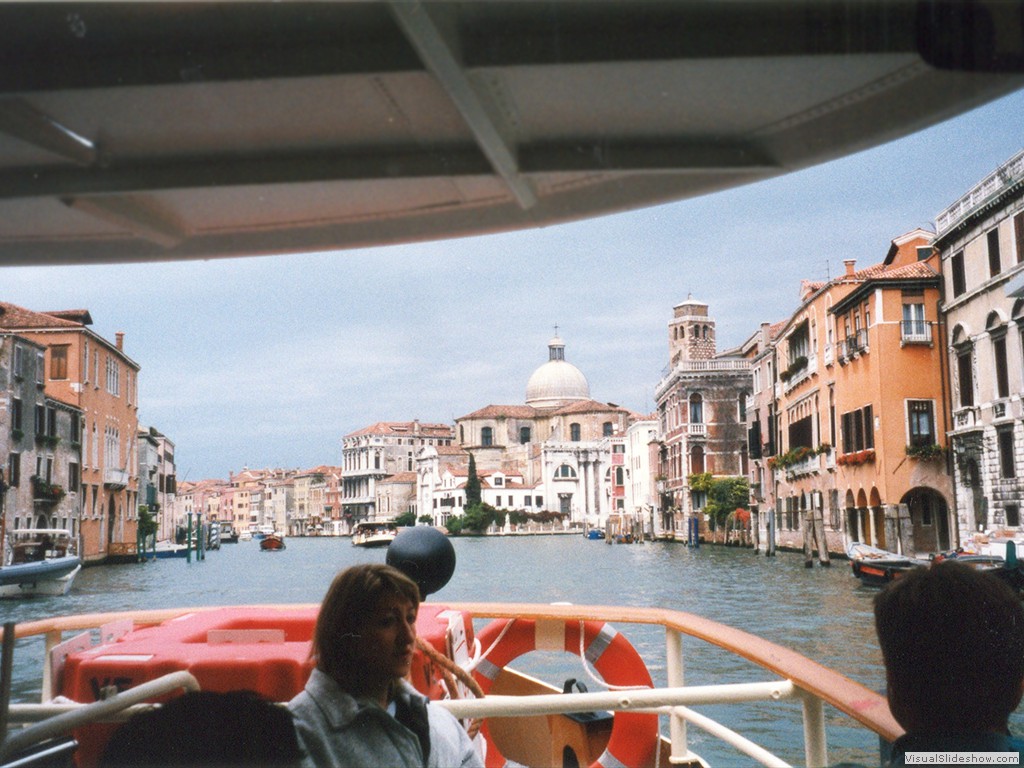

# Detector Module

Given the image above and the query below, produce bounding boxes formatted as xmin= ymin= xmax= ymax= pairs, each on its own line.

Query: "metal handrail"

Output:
xmin=1 ymin=602 xmax=900 ymax=767
xmin=0 ymin=671 xmax=199 ymax=762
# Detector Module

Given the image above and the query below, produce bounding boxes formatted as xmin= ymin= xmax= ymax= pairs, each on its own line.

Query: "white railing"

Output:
xmin=936 ymin=150 xmax=1024 ymax=235
xmin=1 ymin=603 xmax=900 ymax=768
xmin=899 ymin=322 xmax=932 ymax=345
xmin=688 ymin=423 xmax=707 ymax=437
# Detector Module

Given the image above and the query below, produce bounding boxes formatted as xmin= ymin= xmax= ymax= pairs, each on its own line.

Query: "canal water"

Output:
xmin=0 ymin=537 xmax=927 ymax=765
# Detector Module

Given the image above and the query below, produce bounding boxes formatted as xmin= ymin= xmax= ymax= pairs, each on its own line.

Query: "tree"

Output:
xmin=462 ymin=502 xmax=498 ymax=533
xmin=689 ymin=473 xmax=749 ymax=531
xmin=394 ymin=511 xmax=417 ymax=527
xmin=137 ymin=504 xmax=159 ymax=539
xmin=465 ymin=453 xmax=481 ymax=508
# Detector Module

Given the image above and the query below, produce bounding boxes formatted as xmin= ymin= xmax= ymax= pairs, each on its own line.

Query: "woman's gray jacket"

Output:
xmin=288 ymin=668 xmax=483 ymax=768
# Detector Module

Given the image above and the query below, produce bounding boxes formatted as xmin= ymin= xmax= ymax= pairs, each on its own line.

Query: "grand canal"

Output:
xmin=1 ymin=536 xmax=932 ymax=765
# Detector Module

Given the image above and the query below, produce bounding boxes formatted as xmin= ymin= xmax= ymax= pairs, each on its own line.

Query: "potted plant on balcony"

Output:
xmin=31 ymin=475 xmax=65 ymax=502
xmin=906 ymin=443 xmax=945 ymax=461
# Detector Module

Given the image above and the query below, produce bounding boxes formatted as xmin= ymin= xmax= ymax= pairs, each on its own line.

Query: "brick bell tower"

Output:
xmin=668 ymin=296 xmax=716 ymax=367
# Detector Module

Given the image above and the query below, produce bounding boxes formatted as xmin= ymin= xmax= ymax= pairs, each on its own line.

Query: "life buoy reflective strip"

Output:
xmin=472 ymin=618 xmax=658 ymax=768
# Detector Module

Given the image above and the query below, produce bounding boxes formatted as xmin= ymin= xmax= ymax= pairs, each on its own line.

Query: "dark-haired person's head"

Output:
xmin=312 ymin=563 xmax=421 ymax=698
xmin=100 ymin=689 xmax=302 ymax=767
xmin=874 ymin=560 xmax=1024 ymax=734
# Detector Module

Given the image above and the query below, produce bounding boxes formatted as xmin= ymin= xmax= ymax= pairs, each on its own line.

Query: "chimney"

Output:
xmin=843 ymin=259 xmax=856 ymax=276
xmin=115 ymin=332 xmax=124 ymax=351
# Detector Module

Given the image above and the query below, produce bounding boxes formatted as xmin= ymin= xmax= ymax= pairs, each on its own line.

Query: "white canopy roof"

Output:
xmin=0 ymin=1 xmax=1022 ymax=265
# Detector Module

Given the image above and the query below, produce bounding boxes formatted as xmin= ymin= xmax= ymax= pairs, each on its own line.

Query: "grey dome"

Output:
xmin=525 ymin=336 xmax=590 ymax=408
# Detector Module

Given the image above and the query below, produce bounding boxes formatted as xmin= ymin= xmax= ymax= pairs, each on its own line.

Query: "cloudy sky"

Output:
xmin=5 ymin=89 xmax=1024 ymax=481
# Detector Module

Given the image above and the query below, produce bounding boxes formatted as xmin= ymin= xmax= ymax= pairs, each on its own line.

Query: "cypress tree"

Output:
xmin=465 ymin=452 xmax=482 ymax=508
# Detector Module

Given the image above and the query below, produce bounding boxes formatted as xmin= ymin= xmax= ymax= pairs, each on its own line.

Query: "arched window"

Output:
xmin=689 ymin=393 xmax=703 ymax=424
xmin=481 ymin=427 xmax=493 ymax=447
xmin=555 ymin=464 xmax=577 ymax=479
xmin=519 ymin=426 xmax=531 ymax=444
xmin=570 ymin=423 xmax=581 ymax=441
xmin=690 ymin=445 xmax=705 ymax=474
xmin=602 ymin=421 xmax=613 ymax=437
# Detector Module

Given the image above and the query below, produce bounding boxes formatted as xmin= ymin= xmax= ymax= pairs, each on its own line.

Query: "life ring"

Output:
xmin=472 ymin=618 xmax=658 ymax=768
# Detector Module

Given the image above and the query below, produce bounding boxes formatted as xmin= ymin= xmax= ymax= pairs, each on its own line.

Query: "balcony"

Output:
xmin=688 ymin=423 xmax=707 ymax=437
xmin=104 ymin=468 xmax=131 ymax=489
xmin=784 ymin=454 xmax=820 ymax=480
xmin=32 ymin=476 xmax=65 ymax=505
xmin=953 ymin=406 xmax=981 ymax=431
xmin=900 ymin=321 xmax=932 ymax=346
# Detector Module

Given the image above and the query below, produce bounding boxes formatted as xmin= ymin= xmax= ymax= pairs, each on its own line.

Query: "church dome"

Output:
xmin=525 ymin=336 xmax=590 ymax=408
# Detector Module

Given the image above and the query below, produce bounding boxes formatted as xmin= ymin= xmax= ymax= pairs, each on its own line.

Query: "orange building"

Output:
xmin=0 ymin=304 xmax=140 ymax=563
xmin=761 ymin=230 xmax=954 ymax=557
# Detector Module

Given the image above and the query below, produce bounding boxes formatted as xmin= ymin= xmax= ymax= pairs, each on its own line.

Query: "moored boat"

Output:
xmin=147 ymin=541 xmax=190 ymax=559
xmin=846 ymin=542 xmax=928 ymax=587
xmin=0 ymin=529 xmax=81 ymax=599
xmin=219 ymin=525 xmax=239 ymax=544
xmin=259 ymin=534 xmax=286 ymax=551
xmin=351 ymin=521 xmax=398 ymax=548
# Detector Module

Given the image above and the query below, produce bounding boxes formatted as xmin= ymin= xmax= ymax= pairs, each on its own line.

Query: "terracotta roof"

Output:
xmin=345 ymin=421 xmax=453 ymax=438
xmin=382 ymin=472 xmax=417 ymax=483
xmin=457 ymin=404 xmax=538 ymax=420
xmin=41 ymin=309 xmax=93 ymax=325
xmin=0 ymin=302 xmax=86 ymax=330
xmin=434 ymin=444 xmax=467 ymax=456
xmin=551 ymin=399 xmax=630 ymax=416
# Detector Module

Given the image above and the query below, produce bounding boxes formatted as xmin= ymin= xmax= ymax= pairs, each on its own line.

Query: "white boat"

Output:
xmin=0 ymin=529 xmax=82 ymax=599
xmin=351 ymin=521 xmax=399 ymax=548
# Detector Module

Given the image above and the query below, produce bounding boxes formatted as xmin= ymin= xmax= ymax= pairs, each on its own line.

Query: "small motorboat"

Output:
xmin=259 ymin=534 xmax=286 ymax=551
xmin=147 ymin=541 xmax=190 ymax=559
xmin=0 ymin=528 xmax=81 ymax=599
xmin=586 ymin=529 xmax=606 ymax=540
xmin=351 ymin=521 xmax=398 ymax=548
xmin=846 ymin=542 xmax=927 ymax=587
xmin=219 ymin=525 xmax=239 ymax=544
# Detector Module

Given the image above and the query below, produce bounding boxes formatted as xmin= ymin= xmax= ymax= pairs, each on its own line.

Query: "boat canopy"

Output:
xmin=1 ymin=1 xmax=1022 ymax=265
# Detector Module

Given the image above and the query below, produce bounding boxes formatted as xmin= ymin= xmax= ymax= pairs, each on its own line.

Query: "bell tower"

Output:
xmin=668 ymin=297 xmax=716 ymax=366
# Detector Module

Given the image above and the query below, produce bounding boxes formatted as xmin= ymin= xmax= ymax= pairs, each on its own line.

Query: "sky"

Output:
xmin=5 ymin=88 xmax=1024 ymax=482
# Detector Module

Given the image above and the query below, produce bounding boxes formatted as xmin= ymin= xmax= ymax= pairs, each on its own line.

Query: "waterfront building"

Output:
xmin=623 ymin=417 xmax=660 ymax=537
xmin=174 ymin=479 xmax=227 ymax=535
xmin=269 ymin=476 xmax=294 ymax=534
xmin=750 ymin=231 xmax=954 ymax=557
xmin=453 ymin=335 xmax=638 ymax=529
xmin=1 ymin=332 xmax=83 ymax=535
xmin=0 ymin=305 xmax=140 ymax=563
xmin=293 ymin=466 xmax=340 ymax=536
xmin=654 ymin=299 xmax=751 ymax=538
xmin=136 ymin=426 xmax=177 ymax=542
xmin=342 ymin=421 xmax=454 ymax=523
xmin=375 ymin=471 xmax=417 ymax=524
xmin=416 ymin=444 xmax=470 ymax=527
xmin=745 ymin=321 xmax=785 ymax=550
xmin=937 ymin=150 xmax=1024 ymax=543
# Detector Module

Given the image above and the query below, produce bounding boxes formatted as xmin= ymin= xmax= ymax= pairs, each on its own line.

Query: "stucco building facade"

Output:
xmin=938 ymin=150 xmax=1024 ymax=544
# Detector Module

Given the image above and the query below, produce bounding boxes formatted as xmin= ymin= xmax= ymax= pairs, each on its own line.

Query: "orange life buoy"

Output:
xmin=472 ymin=618 xmax=658 ymax=768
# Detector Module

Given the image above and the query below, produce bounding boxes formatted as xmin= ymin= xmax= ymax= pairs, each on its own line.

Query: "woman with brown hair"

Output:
xmin=288 ymin=563 xmax=482 ymax=768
